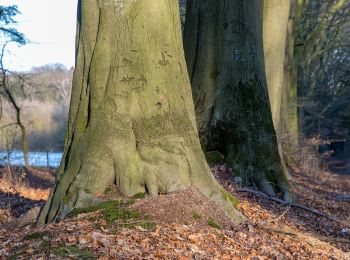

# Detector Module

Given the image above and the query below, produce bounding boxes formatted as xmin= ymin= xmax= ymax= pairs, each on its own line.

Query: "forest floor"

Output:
xmin=0 ymin=154 xmax=350 ymax=259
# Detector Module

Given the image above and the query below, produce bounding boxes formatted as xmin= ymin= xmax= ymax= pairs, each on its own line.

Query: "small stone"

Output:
xmin=340 ymin=228 xmax=350 ymax=235
xmin=220 ymin=165 xmax=227 ymax=171
xmin=247 ymin=224 xmax=254 ymax=232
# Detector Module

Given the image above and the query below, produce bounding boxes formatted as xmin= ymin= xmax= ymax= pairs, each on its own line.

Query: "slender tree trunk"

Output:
xmin=0 ymin=95 xmax=3 ymax=123
xmin=294 ymin=0 xmax=306 ymax=142
xmin=38 ymin=0 xmax=244 ymax=225
xmin=184 ymin=0 xmax=290 ymax=200
xmin=1 ymin=72 xmax=30 ymax=168
xmin=263 ymin=0 xmax=291 ymax=135
xmin=263 ymin=0 xmax=292 ymax=179
xmin=17 ymin=114 xmax=29 ymax=168
xmin=281 ymin=0 xmax=298 ymax=146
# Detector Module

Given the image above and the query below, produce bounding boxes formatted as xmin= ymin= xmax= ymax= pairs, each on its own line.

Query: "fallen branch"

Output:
xmin=254 ymin=221 xmax=350 ymax=244
xmin=296 ymin=185 xmax=350 ymax=202
xmin=256 ymin=222 xmax=297 ymax=237
xmin=333 ymin=195 xmax=350 ymax=202
xmin=236 ymin=187 xmax=343 ymax=224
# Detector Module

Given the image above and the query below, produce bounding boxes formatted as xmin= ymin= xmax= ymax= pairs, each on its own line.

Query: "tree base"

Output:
xmin=37 ymin=129 xmax=245 ymax=226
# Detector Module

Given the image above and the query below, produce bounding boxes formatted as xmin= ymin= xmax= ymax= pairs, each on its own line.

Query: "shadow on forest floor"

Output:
xmin=0 ymin=190 xmax=45 ymax=218
xmin=0 ymin=166 xmax=54 ymax=222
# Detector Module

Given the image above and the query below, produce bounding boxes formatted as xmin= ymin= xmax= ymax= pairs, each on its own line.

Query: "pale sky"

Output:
xmin=1 ymin=0 xmax=78 ymax=71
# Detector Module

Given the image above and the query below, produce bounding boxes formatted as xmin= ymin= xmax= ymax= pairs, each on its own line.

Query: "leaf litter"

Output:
xmin=0 ymin=164 xmax=350 ymax=259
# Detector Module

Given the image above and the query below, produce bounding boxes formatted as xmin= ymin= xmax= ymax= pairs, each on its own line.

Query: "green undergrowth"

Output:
xmin=9 ymin=245 xmax=26 ymax=260
xmin=23 ymin=232 xmax=44 ymax=241
xmin=41 ymin=242 xmax=95 ymax=259
xmin=205 ymin=151 xmax=225 ymax=164
xmin=132 ymin=192 xmax=147 ymax=199
xmin=192 ymin=212 xmax=202 ymax=220
xmin=207 ymin=218 xmax=222 ymax=230
xmin=68 ymin=199 xmax=155 ymax=230
xmin=53 ymin=245 xmax=96 ymax=259
xmin=11 ymin=237 xmax=96 ymax=260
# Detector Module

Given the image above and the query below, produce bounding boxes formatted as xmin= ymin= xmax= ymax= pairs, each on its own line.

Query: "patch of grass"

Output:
xmin=67 ymin=199 xmax=156 ymax=231
xmin=139 ymin=221 xmax=156 ymax=230
xmin=207 ymin=218 xmax=222 ymax=230
xmin=9 ymin=245 xmax=26 ymax=260
xmin=214 ymin=231 xmax=224 ymax=239
xmin=68 ymin=200 xmax=140 ymax=225
xmin=192 ymin=212 xmax=202 ymax=220
xmin=103 ymin=206 xmax=140 ymax=225
xmin=23 ymin=232 xmax=44 ymax=241
xmin=124 ymin=199 xmax=136 ymax=206
xmin=68 ymin=200 xmax=121 ymax=218
xmin=132 ymin=192 xmax=147 ymax=199
xmin=39 ymin=240 xmax=51 ymax=251
xmin=53 ymin=245 xmax=95 ymax=259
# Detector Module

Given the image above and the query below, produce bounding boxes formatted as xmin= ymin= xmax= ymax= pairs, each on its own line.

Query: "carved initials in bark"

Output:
xmin=37 ymin=0 xmax=244 ymax=225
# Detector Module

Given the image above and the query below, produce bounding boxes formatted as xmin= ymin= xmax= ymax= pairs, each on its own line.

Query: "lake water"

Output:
xmin=0 ymin=151 xmax=63 ymax=168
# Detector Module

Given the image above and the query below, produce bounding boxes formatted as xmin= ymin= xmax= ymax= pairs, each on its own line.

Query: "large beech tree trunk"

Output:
xmin=183 ymin=0 xmax=290 ymax=199
xmin=37 ymin=0 xmax=243 ymax=225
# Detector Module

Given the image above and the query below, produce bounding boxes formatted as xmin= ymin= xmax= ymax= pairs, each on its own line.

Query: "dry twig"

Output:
xmin=236 ymin=187 xmax=343 ymax=224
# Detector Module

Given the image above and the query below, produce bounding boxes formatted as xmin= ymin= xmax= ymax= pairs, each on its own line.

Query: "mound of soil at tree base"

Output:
xmin=129 ymin=188 xmax=234 ymax=229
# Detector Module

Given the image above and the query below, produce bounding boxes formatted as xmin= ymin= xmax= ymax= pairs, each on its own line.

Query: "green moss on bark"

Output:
xmin=37 ymin=0 xmax=244 ymax=226
xmin=184 ymin=0 xmax=290 ymax=199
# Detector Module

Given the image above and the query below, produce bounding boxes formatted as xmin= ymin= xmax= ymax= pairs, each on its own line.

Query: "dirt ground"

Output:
xmin=0 ymin=159 xmax=350 ymax=259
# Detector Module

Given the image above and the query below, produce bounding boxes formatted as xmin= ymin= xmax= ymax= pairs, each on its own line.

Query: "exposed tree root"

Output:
xmin=333 ymin=195 xmax=350 ymax=202
xmin=254 ymin=221 xmax=350 ymax=245
xmin=236 ymin=187 xmax=343 ymax=224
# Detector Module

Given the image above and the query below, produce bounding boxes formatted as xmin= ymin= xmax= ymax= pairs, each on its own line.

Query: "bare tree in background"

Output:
xmin=0 ymin=5 xmax=30 ymax=168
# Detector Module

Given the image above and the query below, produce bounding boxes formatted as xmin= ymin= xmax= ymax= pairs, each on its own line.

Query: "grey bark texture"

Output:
xmin=281 ymin=0 xmax=299 ymax=146
xmin=37 ymin=0 xmax=244 ymax=226
xmin=183 ymin=0 xmax=291 ymax=199
xmin=263 ymin=0 xmax=291 ymax=135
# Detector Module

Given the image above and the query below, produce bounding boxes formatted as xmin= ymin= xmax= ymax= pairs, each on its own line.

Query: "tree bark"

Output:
xmin=0 ymin=95 xmax=3 ymax=123
xmin=1 ymin=72 xmax=29 ymax=168
xmin=37 ymin=0 xmax=244 ymax=225
xmin=263 ymin=0 xmax=291 ymax=135
xmin=281 ymin=0 xmax=298 ymax=146
xmin=184 ymin=0 xmax=290 ymax=199
xmin=263 ymin=0 xmax=292 ymax=179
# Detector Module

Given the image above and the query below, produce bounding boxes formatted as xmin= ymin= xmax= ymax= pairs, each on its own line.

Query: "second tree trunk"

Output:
xmin=184 ymin=0 xmax=290 ymax=199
